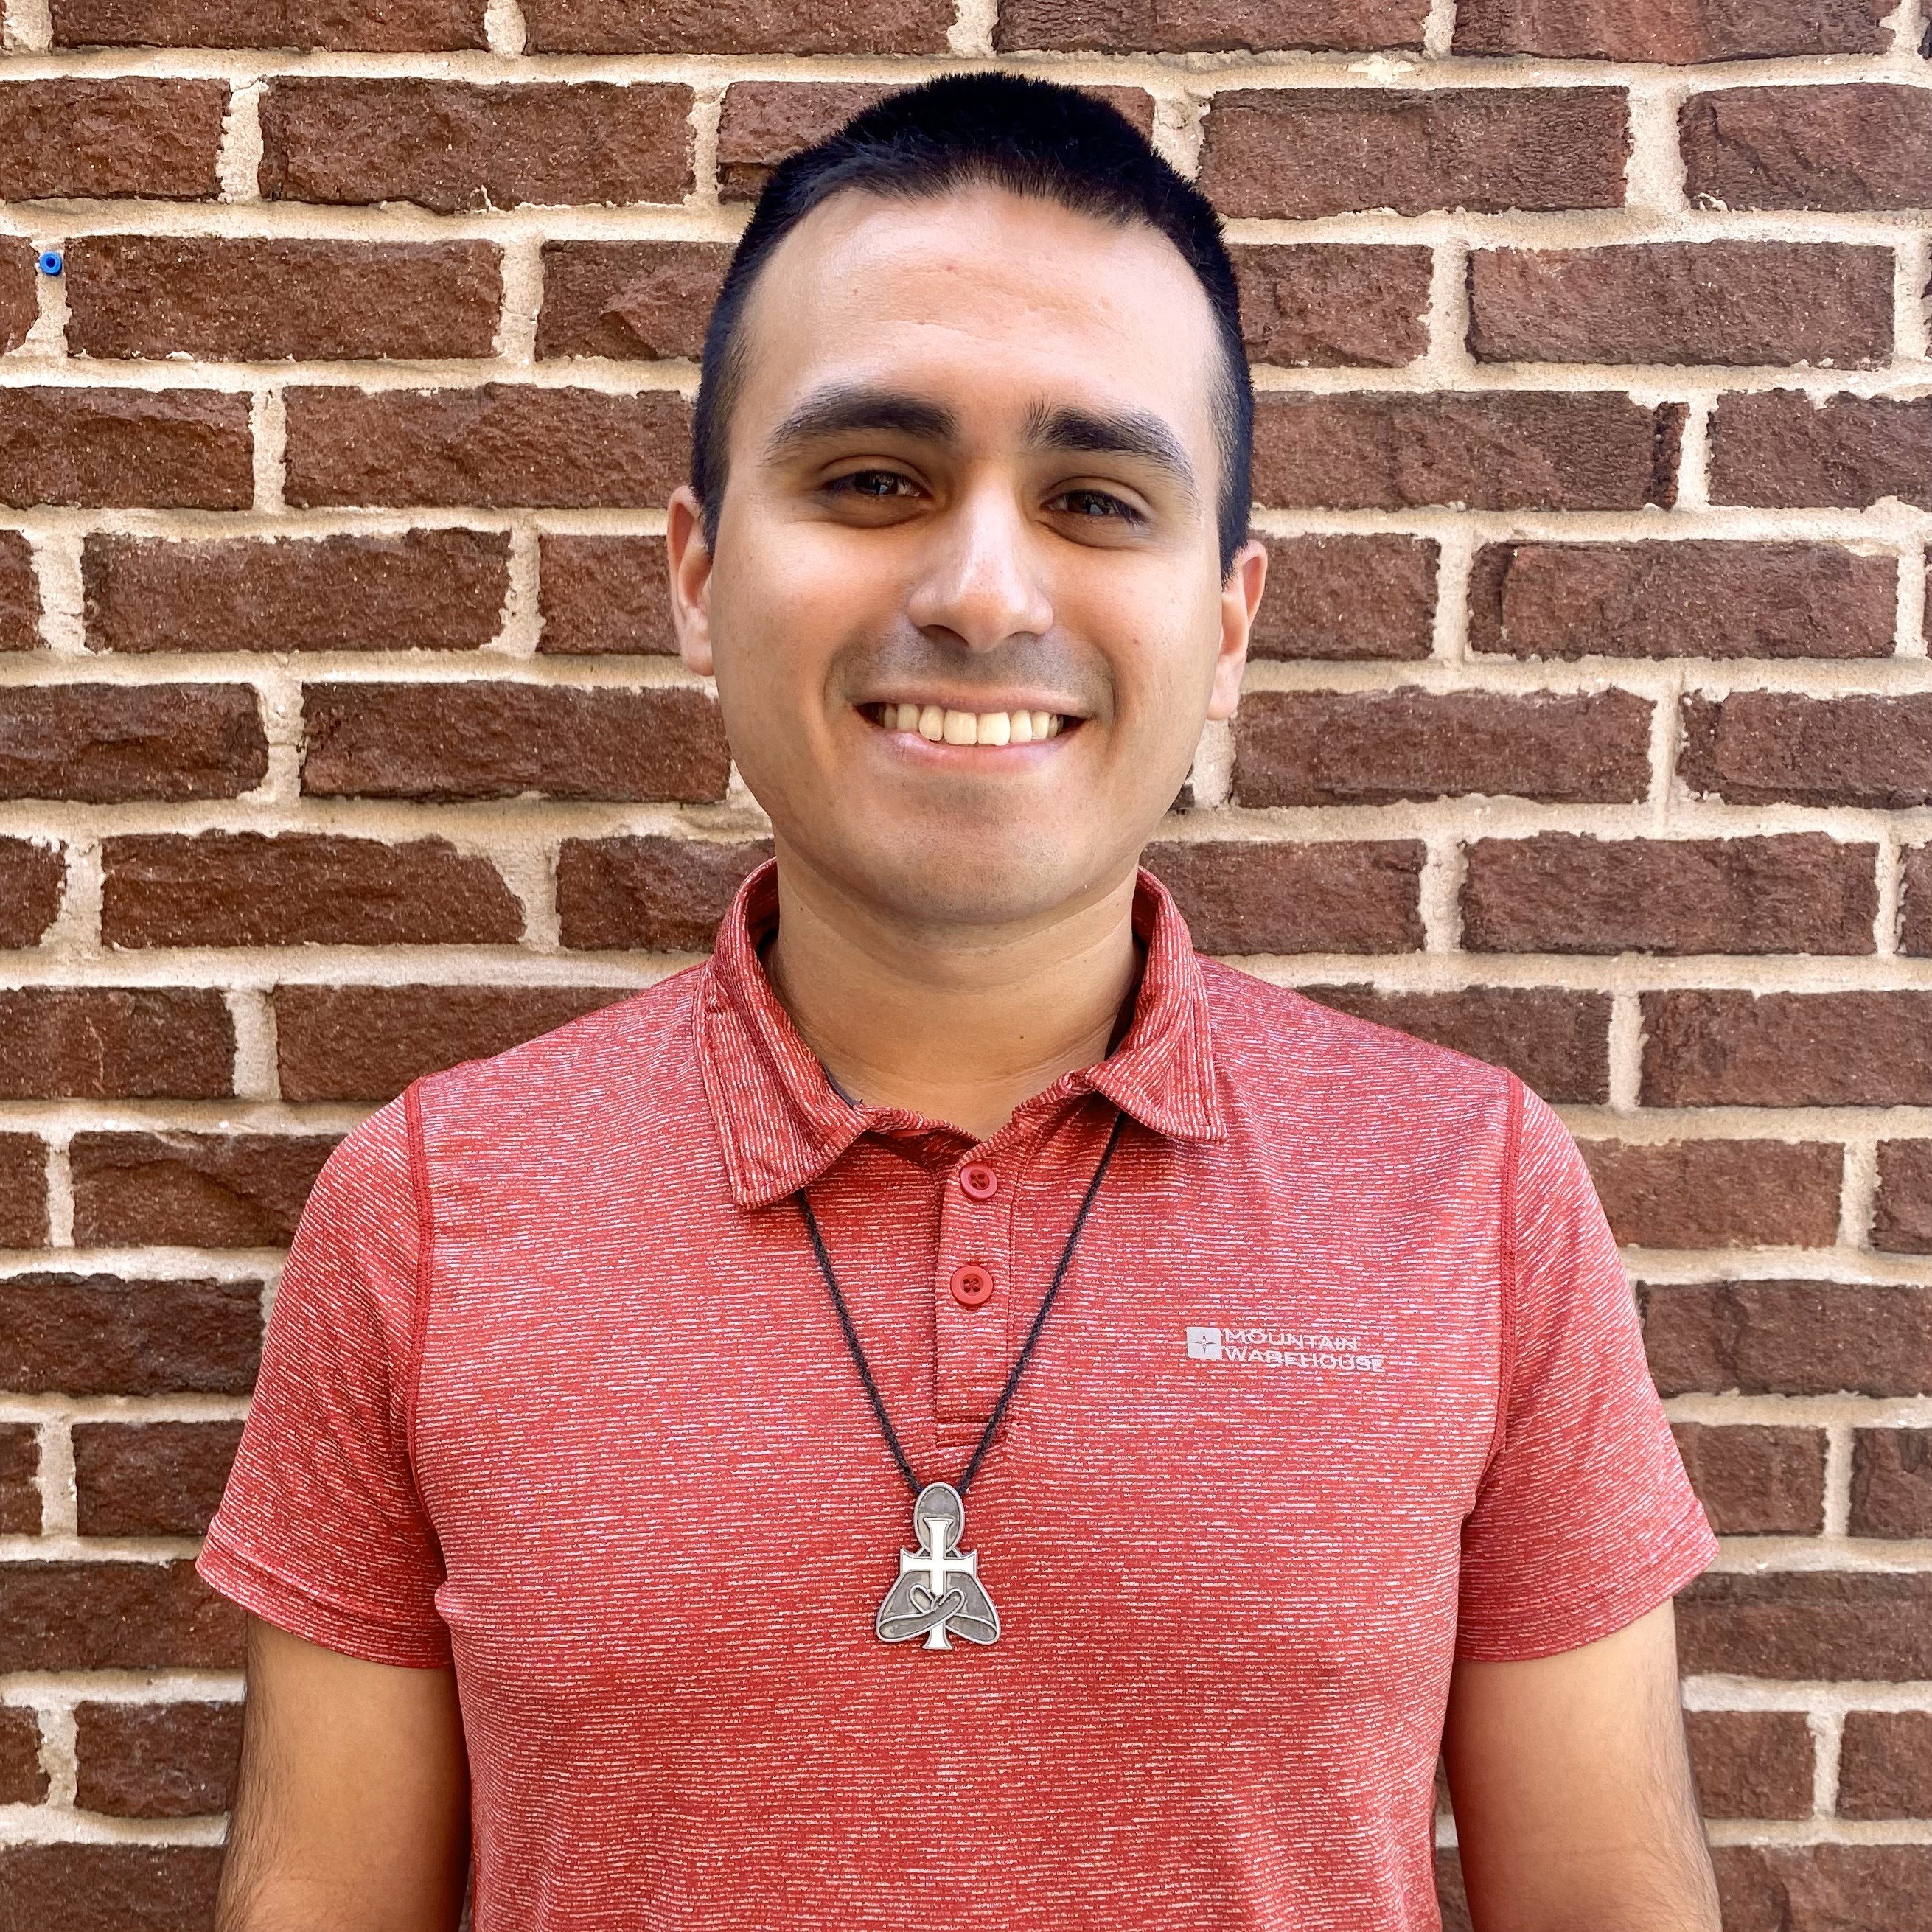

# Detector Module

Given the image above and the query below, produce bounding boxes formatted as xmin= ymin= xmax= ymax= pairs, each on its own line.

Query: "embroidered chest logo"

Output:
xmin=1186 ymin=1325 xmax=1386 ymax=1373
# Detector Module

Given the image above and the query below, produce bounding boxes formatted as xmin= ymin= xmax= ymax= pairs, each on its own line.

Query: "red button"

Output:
xmin=949 ymin=1264 xmax=994 ymax=1308
xmin=958 ymin=1162 xmax=998 ymax=1201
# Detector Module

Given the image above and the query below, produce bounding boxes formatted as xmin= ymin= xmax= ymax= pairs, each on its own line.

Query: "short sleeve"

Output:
xmin=1455 ymin=1078 xmax=1717 ymax=1661
xmin=197 ymin=1089 xmax=452 ymax=1668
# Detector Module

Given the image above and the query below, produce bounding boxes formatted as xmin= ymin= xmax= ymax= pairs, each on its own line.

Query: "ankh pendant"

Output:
xmin=876 ymin=1482 xmax=1000 ymax=1650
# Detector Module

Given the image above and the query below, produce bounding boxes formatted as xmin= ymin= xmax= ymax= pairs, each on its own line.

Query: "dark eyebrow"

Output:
xmin=1022 ymin=401 xmax=1199 ymax=508
xmin=763 ymin=383 xmax=959 ymax=460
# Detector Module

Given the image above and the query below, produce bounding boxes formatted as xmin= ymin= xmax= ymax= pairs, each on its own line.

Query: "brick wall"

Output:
xmin=0 ymin=1 xmax=1928 ymax=1924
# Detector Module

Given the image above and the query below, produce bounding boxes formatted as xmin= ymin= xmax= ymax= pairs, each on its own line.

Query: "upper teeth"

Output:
xmin=883 ymin=704 xmax=1064 ymax=744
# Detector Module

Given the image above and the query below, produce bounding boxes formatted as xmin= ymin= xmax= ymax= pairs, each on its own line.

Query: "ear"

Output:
xmin=1205 ymin=536 xmax=1266 ymax=724
xmin=666 ymin=484 xmax=716 ymax=678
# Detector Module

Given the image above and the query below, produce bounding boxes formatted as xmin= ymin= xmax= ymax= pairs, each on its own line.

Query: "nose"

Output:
xmin=904 ymin=478 xmax=1055 ymax=654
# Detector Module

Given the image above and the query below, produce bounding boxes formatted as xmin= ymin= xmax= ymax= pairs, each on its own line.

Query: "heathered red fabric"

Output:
xmin=200 ymin=859 xmax=1716 ymax=1931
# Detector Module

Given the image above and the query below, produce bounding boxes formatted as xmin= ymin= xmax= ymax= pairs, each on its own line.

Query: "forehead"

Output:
xmin=728 ymin=182 xmax=1224 ymax=454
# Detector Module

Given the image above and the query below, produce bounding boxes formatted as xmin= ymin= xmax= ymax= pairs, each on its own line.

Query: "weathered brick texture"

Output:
xmin=1 ymin=1 xmax=1926 ymax=1915
xmin=65 ymin=238 xmax=503 ymax=363
xmin=1683 ymin=1711 xmax=1813 ymax=1821
xmin=258 ymin=80 xmax=694 ymax=212
xmin=72 ymin=1701 xmax=243 ymax=1818
xmin=83 ymin=531 xmax=512 ymax=655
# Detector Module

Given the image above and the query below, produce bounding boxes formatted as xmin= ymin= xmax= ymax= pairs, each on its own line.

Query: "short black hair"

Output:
xmin=691 ymin=72 xmax=1253 ymax=577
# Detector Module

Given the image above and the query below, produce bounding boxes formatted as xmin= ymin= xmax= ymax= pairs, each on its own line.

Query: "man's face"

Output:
xmin=668 ymin=183 xmax=1264 ymax=932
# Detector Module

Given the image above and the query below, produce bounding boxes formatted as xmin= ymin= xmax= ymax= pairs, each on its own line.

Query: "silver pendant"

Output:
xmin=876 ymin=1482 xmax=1000 ymax=1650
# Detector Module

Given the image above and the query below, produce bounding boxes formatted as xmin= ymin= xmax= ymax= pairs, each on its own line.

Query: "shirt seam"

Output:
xmin=1482 ymin=1071 xmax=1525 ymax=1482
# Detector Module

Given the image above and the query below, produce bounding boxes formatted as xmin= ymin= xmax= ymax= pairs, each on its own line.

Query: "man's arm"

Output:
xmin=215 ymin=1616 xmax=471 ymax=1932
xmin=1440 ymin=1600 xmax=1721 ymax=1932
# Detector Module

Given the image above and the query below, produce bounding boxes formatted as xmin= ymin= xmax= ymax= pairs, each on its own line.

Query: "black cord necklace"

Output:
xmin=797 ymin=1106 xmax=1128 ymax=1651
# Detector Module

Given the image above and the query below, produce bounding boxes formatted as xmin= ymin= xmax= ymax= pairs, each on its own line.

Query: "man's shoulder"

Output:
xmin=408 ymin=963 xmax=709 ymax=1146
xmin=1199 ymin=955 xmax=1518 ymax=1121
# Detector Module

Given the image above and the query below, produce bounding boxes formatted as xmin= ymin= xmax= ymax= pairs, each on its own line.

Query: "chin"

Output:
xmin=843 ymin=826 xmax=1110 ymax=929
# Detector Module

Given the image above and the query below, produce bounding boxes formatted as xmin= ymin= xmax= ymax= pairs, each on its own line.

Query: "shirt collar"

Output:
xmin=697 ymin=858 xmax=1225 ymax=1209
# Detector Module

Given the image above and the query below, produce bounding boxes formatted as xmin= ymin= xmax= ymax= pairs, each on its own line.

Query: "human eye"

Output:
xmin=823 ymin=467 xmax=921 ymax=502
xmin=1047 ymin=487 xmax=1145 ymax=526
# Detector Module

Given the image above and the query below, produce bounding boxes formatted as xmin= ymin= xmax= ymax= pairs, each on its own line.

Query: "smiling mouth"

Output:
xmin=862 ymin=702 xmax=1075 ymax=745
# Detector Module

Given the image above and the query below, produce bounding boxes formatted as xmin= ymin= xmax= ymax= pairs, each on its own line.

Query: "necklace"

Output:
xmin=797 ymin=1106 xmax=1127 ymax=1651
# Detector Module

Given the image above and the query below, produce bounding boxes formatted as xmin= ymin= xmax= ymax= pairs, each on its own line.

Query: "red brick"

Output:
xmin=556 ymin=836 xmax=775 ymax=952
xmin=1680 ymin=693 xmax=1932 ymax=809
xmin=1684 ymin=86 xmax=1932 ymax=213
xmin=1462 ymin=834 xmax=1877 ymax=957
xmin=1670 ymin=1423 xmax=1824 ymax=1535
xmin=1244 ymin=537 xmax=1437 ymax=663
xmin=0 ymin=1705 xmax=44 ymax=1803
xmin=69 ymin=1133 xmax=337 ymax=1249
xmin=0 ymin=1274 xmax=259 ymax=1395
xmin=1297 ymin=986 xmax=1612 ymax=1105
xmin=1234 ymin=688 xmax=1651 ymax=807
xmin=1640 ymin=1280 xmax=1932 ymax=1398
xmin=66 ymin=237 xmax=501 ymax=361
xmin=260 ymin=79 xmax=692 ymax=213
xmin=0 ymin=840 xmax=64 ymax=944
xmin=284 ymin=384 xmax=689 ymax=509
xmin=1231 ymin=244 xmax=1432 ymax=367
xmin=1908 ymin=847 xmax=1932 ymax=958
xmin=73 ymin=1701 xmax=242 ymax=1819
xmin=0 ymin=1137 xmax=48 ymax=1249
xmin=1713 ymin=1845 xmax=1932 ymax=1931
xmin=1468 ymin=540 xmax=1896 ymax=661
xmin=1468 ymin=242 xmax=1891 ymax=367
xmin=528 ymin=0 xmax=949 ymax=50
xmin=714 ymin=82 xmax=1154 ymax=201
xmin=1642 ymin=992 xmax=1932 ymax=1107
xmin=0 ymin=1426 xmax=37 ymax=1536
xmin=302 ymin=682 xmax=730 ymax=803
xmin=72 ymin=1420 xmax=243 ymax=1538
xmin=1580 ymin=1139 xmax=1841 ymax=1249
xmin=0 ymin=989 xmax=232 ymax=1099
xmin=275 ymin=983 xmax=636 ymax=1102
xmin=1252 ymin=392 xmax=1678 ymax=510
xmin=715 ymin=82 xmax=890 ymax=200
xmin=1679 ymin=1571 xmax=1932 ymax=1680
xmin=1684 ymin=1711 xmax=1813 ymax=1820
xmin=539 ymin=241 xmax=730 ymax=362
xmin=84 ymin=530 xmax=509 ymax=655
xmin=1875 ymin=1142 xmax=1932 ymax=1255
xmin=1849 ymin=1430 xmax=1932 ymax=1539
xmin=1199 ymin=88 xmax=1628 ymax=220
xmin=102 ymin=831 xmax=523 ymax=948
xmin=539 ymin=535 xmax=678 ymax=655
xmin=1838 ymin=1711 xmax=1932 ymax=1818
xmin=52 ymin=0 xmax=485 ymax=45
xmin=0 ymin=388 xmax=251 ymax=509
xmin=0 ymin=80 xmax=226 ymax=200
xmin=0 ymin=240 xmax=36 ymax=356
xmin=1711 ymin=391 xmax=1932 ymax=510
xmin=999 ymin=0 xmax=1423 ymax=49
xmin=0 ymin=530 xmax=37 ymax=652
xmin=0 ymin=1561 xmax=242 ymax=1670
xmin=1141 ymin=840 xmax=1426 ymax=955
xmin=0 ymin=1845 xmax=225 ymax=1927
xmin=1457 ymin=0 xmax=1890 ymax=59
xmin=0 ymin=686 xmax=265 ymax=803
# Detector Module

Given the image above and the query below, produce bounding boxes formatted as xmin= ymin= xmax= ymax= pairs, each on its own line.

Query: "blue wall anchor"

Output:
xmin=36 ymin=250 xmax=63 ymax=276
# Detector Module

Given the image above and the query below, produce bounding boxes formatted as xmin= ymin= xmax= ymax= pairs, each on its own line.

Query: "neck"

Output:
xmin=761 ymin=843 xmax=1143 ymax=1145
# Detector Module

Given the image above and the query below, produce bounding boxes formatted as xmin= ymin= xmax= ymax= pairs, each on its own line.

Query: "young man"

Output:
xmin=201 ymin=76 xmax=1722 ymax=1931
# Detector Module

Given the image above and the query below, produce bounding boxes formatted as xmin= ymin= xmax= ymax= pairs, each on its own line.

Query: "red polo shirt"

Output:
xmin=200 ymin=860 xmax=1715 ymax=1931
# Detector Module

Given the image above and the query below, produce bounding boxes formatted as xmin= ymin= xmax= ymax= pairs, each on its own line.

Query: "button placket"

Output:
xmin=932 ymin=1147 xmax=1018 ymax=1443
